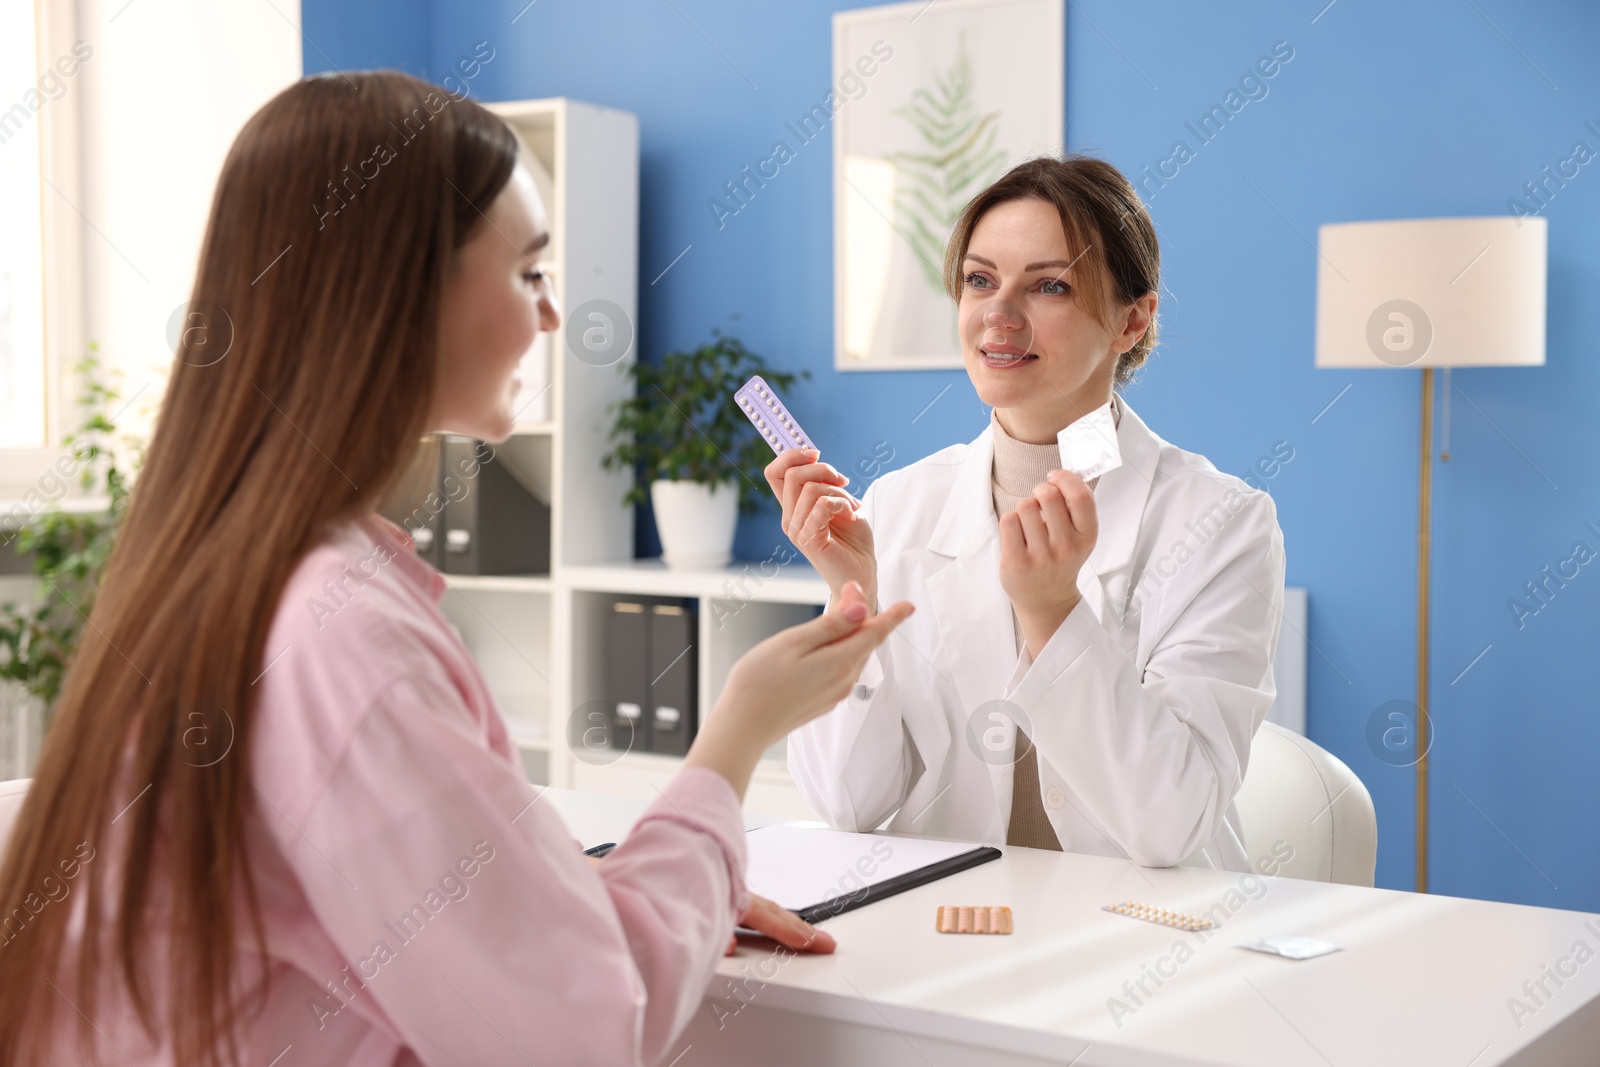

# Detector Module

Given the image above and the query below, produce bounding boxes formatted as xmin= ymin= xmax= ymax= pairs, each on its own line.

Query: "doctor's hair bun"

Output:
xmin=942 ymin=155 xmax=1161 ymax=386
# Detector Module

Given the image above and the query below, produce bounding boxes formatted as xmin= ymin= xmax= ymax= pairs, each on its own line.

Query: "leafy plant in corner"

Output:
xmin=601 ymin=326 xmax=809 ymax=516
xmin=0 ymin=344 xmax=142 ymax=722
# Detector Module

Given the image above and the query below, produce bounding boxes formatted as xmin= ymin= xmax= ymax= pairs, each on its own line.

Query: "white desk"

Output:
xmin=547 ymin=789 xmax=1600 ymax=1067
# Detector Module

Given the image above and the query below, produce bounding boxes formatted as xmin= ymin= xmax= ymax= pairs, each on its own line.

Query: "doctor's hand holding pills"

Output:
xmin=765 ymin=448 xmax=880 ymax=610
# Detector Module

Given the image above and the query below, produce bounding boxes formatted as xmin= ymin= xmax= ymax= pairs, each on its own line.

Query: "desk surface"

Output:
xmin=546 ymin=788 xmax=1600 ymax=1067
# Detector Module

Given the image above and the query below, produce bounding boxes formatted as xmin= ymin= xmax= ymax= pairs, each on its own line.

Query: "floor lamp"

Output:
xmin=1313 ymin=216 xmax=1547 ymax=893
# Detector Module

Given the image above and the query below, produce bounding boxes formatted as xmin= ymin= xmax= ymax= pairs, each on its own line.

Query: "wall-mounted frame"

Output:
xmin=833 ymin=0 xmax=1064 ymax=371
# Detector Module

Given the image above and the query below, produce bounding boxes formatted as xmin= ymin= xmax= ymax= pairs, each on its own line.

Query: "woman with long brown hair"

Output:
xmin=0 ymin=70 xmax=911 ymax=1066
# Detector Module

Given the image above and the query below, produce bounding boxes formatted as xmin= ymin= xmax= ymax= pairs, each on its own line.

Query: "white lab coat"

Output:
xmin=788 ymin=398 xmax=1286 ymax=870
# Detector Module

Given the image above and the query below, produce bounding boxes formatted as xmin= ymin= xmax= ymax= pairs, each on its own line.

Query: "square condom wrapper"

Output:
xmin=1057 ymin=402 xmax=1122 ymax=483
xmin=1238 ymin=936 xmax=1343 ymax=960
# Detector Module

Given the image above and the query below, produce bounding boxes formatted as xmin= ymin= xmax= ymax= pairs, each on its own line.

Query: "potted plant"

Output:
xmin=0 ymin=345 xmax=141 ymax=763
xmin=601 ymin=327 xmax=807 ymax=569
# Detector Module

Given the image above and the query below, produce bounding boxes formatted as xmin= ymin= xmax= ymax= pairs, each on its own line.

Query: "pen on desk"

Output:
xmin=584 ymin=842 xmax=617 ymax=858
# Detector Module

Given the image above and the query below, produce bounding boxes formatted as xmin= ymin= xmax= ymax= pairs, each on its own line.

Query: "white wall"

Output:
xmin=75 ymin=0 xmax=304 ymax=445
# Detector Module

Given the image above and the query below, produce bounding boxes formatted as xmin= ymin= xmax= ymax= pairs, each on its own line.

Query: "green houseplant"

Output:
xmin=601 ymin=326 xmax=807 ymax=568
xmin=0 ymin=345 xmax=141 ymax=729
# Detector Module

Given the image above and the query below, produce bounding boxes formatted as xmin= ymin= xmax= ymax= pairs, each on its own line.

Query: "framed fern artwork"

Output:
xmin=832 ymin=0 xmax=1064 ymax=370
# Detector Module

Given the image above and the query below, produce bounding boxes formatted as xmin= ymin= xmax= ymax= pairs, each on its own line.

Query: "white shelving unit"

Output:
xmin=434 ymin=99 xmax=825 ymax=819
xmin=561 ymin=563 xmax=827 ymax=819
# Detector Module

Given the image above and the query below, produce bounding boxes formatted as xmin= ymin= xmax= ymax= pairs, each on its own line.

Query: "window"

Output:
xmin=0 ymin=0 xmax=47 ymax=449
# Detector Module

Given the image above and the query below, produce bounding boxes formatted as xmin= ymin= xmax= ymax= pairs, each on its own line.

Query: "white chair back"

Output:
xmin=1234 ymin=722 xmax=1376 ymax=886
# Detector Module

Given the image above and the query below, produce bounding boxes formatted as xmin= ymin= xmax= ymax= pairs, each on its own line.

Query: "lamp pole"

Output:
xmin=1416 ymin=367 xmax=1434 ymax=894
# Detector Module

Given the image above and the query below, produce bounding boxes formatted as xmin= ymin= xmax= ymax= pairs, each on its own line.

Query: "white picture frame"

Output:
xmin=833 ymin=0 xmax=1065 ymax=371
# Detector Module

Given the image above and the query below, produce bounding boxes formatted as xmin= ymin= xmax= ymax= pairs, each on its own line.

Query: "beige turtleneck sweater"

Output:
xmin=990 ymin=396 xmax=1121 ymax=851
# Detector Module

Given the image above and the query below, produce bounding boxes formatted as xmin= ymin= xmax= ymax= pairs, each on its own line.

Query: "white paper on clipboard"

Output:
xmin=743 ymin=825 xmax=980 ymax=913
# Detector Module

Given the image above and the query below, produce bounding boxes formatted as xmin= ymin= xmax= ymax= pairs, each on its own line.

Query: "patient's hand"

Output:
xmin=586 ymin=856 xmax=833 ymax=956
xmin=726 ymin=892 xmax=837 ymax=956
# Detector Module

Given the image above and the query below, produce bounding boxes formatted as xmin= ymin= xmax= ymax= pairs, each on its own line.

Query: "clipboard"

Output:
xmin=743 ymin=824 xmax=1002 ymax=924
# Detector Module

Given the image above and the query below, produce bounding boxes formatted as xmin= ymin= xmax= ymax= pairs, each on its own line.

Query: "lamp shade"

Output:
xmin=1314 ymin=216 xmax=1546 ymax=369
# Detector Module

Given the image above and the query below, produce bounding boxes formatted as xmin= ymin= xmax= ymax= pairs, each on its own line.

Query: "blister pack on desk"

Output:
xmin=936 ymin=905 xmax=1012 ymax=934
xmin=1103 ymin=900 xmax=1215 ymax=932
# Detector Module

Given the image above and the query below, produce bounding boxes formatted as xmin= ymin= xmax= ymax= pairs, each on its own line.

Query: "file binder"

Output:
xmin=606 ymin=601 xmax=650 ymax=754
xmin=439 ymin=436 xmax=551 ymax=576
xmin=381 ymin=438 xmax=551 ymax=575
xmin=647 ymin=602 xmax=697 ymax=756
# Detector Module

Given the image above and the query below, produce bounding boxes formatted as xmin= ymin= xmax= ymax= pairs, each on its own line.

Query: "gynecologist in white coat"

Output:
xmin=774 ymin=156 xmax=1286 ymax=871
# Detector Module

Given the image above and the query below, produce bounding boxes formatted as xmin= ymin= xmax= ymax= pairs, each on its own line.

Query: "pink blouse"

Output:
xmin=55 ymin=513 xmax=748 ymax=1066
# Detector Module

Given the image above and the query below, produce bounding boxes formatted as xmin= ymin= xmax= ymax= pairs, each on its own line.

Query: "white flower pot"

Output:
xmin=650 ymin=479 xmax=738 ymax=570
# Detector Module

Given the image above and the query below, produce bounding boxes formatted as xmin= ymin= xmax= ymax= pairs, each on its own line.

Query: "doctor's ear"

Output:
xmin=1114 ymin=292 xmax=1158 ymax=356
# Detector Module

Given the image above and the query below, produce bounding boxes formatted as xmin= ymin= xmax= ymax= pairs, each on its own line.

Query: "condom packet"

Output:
xmin=1057 ymin=402 xmax=1122 ymax=482
xmin=1238 ymin=936 xmax=1343 ymax=960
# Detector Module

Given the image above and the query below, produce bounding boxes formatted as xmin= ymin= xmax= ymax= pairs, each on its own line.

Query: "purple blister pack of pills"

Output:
xmin=736 ymin=375 xmax=812 ymax=455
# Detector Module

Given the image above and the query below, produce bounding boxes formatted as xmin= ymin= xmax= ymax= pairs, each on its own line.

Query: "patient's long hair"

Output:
xmin=0 ymin=70 xmax=518 ymax=1067
xmin=943 ymin=155 xmax=1162 ymax=385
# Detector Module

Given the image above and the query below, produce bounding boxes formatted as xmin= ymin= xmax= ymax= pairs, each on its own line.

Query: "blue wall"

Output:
xmin=302 ymin=0 xmax=1600 ymax=910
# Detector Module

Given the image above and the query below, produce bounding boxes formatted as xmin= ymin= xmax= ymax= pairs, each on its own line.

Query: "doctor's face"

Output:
xmin=957 ymin=198 xmax=1124 ymax=440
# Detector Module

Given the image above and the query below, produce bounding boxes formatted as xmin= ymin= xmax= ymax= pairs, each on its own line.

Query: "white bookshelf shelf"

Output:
xmin=566 ymin=749 xmax=790 ymax=777
xmin=444 ymin=574 xmax=553 ymax=594
xmin=564 ymin=559 xmax=828 ymax=605
xmin=512 ymin=421 xmax=556 ymax=436
xmin=566 ymin=750 xmax=817 ymax=821
xmin=512 ymin=735 xmax=552 ymax=753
